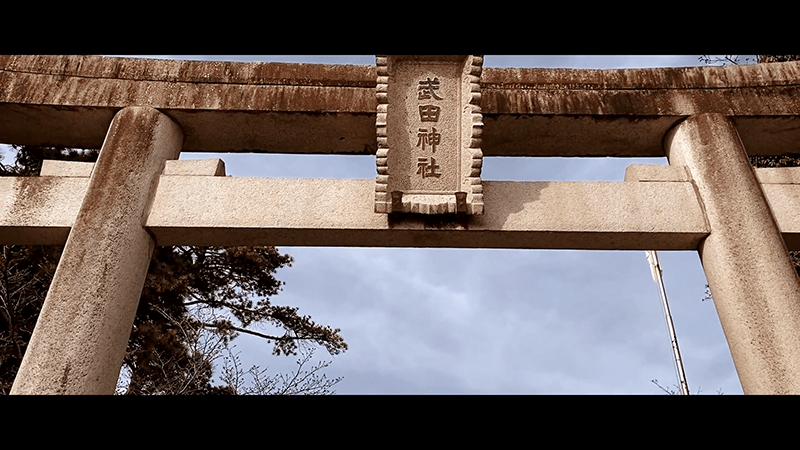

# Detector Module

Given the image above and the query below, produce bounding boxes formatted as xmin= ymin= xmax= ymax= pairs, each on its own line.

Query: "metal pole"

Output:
xmin=646 ymin=250 xmax=690 ymax=395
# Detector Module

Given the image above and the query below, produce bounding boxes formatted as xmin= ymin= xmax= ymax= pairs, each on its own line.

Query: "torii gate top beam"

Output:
xmin=6 ymin=56 xmax=800 ymax=395
xmin=2 ymin=55 xmax=800 ymax=158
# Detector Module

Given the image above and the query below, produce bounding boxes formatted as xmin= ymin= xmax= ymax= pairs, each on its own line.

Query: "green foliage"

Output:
xmin=0 ymin=145 xmax=346 ymax=394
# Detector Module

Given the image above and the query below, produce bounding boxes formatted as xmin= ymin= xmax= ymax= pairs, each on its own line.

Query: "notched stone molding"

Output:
xmin=375 ymin=55 xmax=483 ymax=215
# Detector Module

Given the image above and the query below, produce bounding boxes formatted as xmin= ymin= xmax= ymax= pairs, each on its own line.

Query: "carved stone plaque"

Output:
xmin=375 ymin=55 xmax=483 ymax=215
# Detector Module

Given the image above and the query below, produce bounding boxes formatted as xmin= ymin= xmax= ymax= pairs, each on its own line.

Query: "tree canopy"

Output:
xmin=0 ymin=145 xmax=347 ymax=394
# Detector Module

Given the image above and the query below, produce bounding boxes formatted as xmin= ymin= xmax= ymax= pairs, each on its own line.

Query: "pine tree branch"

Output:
xmin=200 ymin=321 xmax=285 ymax=342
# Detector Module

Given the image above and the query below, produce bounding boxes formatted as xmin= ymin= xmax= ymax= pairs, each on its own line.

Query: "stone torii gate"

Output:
xmin=3 ymin=55 xmax=800 ymax=394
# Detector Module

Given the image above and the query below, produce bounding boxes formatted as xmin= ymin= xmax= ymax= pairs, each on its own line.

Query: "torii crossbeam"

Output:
xmin=3 ymin=55 xmax=800 ymax=394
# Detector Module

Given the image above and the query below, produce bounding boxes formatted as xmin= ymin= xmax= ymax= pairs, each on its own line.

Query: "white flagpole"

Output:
xmin=646 ymin=250 xmax=690 ymax=395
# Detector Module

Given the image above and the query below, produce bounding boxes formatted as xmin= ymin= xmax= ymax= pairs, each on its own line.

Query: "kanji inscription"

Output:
xmin=375 ymin=55 xmax=484 ymax=215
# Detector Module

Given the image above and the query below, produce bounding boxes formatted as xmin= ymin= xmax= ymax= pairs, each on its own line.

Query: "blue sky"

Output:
xmin=5 ymin=55 xmax=753 ymax=394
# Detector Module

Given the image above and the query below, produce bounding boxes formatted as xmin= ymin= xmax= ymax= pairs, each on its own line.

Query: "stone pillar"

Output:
xmin=665 ymin=113 xmax=800 ymax=394
xmin=11 ymin=106 xmax=183 ymax=395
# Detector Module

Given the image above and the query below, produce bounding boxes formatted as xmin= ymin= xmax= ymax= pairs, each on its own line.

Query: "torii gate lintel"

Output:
xmin=3 ymin=55 xmax=800 ymax=394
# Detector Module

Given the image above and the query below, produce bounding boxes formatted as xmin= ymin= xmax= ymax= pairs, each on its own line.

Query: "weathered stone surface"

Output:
xmin=10 ymin=106 xmax=183 ymax=395
xmin=5 ymin=55 xmax=800 ymax=394
xmin=40 ymin=160 xmax=95 ymax=177
xmin=755 ymin=166 xmax=800 ymax=184
xmin=0 ymin=55 xmax=377 ymax=154
xmin=375 ymin=56 xmax=483 ymax=214
xmin=754 ymin=167 xmax=800 ymax=261
xmin=163 ymin=159 xmax=226 ymax=176
xmin=11 ymin=170 xmax=800 ymax=251
xmin=143 ymin=176 xmax=709 ymax=250
xmin=665 ymin=113 xmax=800 ymax=395
xmin=2 ymin=55 xmax=800 ymax=157
xmin=0 ymin=175 xmax=709 ymax=249
xmin=623 ymin=164 xmax=691 ymax=182
xmin=0 ymin=176 xmax=88 ymax=245
xmin=40 ymin=159 xmax=226 ymax=177
xmin=0 ymin=55 xmax=376 ymax=87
